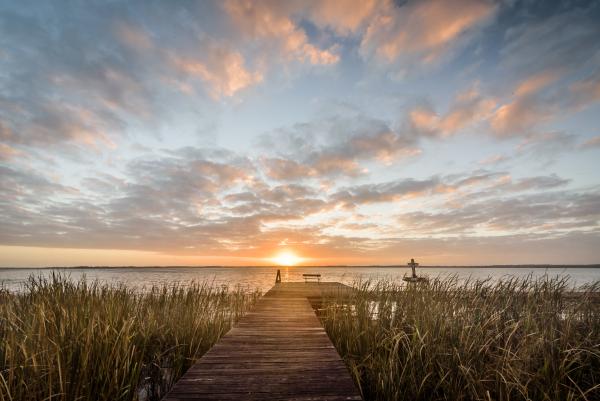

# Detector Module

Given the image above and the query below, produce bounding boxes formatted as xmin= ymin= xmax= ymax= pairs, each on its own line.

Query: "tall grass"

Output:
xmin=0 ymin=274 xmax=261 ymax=401
xmin=321 ymin=276 xmax=600 ymax=401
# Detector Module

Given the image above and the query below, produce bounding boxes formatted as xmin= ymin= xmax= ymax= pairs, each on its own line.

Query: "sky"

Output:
xmin=1 ymin=0 xmax=599 ymax=267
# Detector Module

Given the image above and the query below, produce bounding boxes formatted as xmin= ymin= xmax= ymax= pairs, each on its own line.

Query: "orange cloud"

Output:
xmin=442 ymin=89 xmax=496 ymax=133
xmin=261 ymin=155 xmax=362 ymax=181
xmin=306 ymin=0 xmax=379 ymax=34
xmin=361 ymin=0 xmax=496 ymax=63
xmin=490 ymin=71 xmax=562 ymax=136
xmin=172 ymin=45 xmax=262 ymax=98
xmin=261 ymin=158 xmax=315 ymax=180
xmin=410 ymin=107 xmax=439 ymax=133
xmin=114 ymin=22 xmax=153 ymax=51
xmin=580 ymin=135 xmax=600 ymax=149
xmin=0 ymin=143 xmax=21 ymax=160
xmin=409 ymin=88 xmax=496 ymax=137
xmin=312 ymin=155 xmax=362 ymax=177
xmin=349 ymin=130 xmax=418 ymax=163
xmin=115 ymin=20 xmax=262 ymax=99
xmin=514 ymin=70 xmax=562 ymax=97
xmin=223 ymin=0 xmax=339 ymax=65
xmin=488 ymin=69 xmax=600 ymax=137
xmin=0 ymin=120 xmax=13 ymax=141
xmin=490 ymin=100 xmax=537 ymax=135
xmin=569 ymin=71 xmax=600 ymax=109
xmin=70 ymin=128 xmax=116 ymax=149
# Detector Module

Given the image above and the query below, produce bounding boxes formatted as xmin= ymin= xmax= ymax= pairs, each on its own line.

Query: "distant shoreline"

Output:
xmin=1 ymin=264 xmax=599 ymax=269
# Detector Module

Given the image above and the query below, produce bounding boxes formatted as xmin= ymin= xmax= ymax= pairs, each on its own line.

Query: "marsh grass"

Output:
xmin=321 ymin=276 xmax=600 ymax=401
xmin=0 ymin=274 xmax=261 ymax=401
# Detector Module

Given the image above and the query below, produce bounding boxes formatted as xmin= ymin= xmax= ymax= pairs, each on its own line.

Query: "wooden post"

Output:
xmin=275 ymin=269 xmax=281 ymax=283
xmin=408 ymin=258 xmax=419 ymax=278
xmin=404 ymin=258 xmax=427 ymax=284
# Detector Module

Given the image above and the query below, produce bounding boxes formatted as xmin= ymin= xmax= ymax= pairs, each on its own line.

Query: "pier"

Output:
xmin=163 ymin=282 xmax=361 ymax=401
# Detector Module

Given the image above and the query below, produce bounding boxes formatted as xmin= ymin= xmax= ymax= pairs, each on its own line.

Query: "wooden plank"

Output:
xmin=162 ymin=282 xmax=361 ymax=401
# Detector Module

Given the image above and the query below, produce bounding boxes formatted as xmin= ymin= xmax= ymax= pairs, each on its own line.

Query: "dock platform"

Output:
xmin=163 ymin=282 xmax=361 ymax=400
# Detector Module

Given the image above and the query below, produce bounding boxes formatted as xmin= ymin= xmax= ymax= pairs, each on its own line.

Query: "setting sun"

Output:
xmin=271 ymin=250 xmax=303 ymax=266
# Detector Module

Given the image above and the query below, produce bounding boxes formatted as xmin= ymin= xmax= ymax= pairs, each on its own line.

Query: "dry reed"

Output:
xmin=321 ymin=276 xmax=600 ymax=401
xmin=0 ymin=273 xmax=260 ymax=401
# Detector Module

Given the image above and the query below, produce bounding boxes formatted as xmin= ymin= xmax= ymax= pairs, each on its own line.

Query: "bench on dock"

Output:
xmin=303 ymin=273 xmax=321 ymax=283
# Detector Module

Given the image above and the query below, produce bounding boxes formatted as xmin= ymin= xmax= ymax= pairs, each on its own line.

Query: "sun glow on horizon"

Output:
xmin=271 ymin=250 xmax=303 ymax=266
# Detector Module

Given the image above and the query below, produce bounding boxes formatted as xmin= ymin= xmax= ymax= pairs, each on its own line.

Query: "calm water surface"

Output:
xmin=1 ymin=266 xmax=599 ymax=293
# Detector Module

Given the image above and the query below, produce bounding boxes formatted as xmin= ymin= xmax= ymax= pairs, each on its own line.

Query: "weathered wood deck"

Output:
xmin=163 ymin=282 xmax=361 ymax=401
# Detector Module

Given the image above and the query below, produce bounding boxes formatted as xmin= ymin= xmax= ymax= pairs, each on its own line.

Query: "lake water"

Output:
xmin=1 ymin=266 xmax=599 ymax=293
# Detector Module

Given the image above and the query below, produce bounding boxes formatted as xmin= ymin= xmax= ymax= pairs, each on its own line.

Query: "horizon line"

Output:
xmin=1 ymin=264 xmax=599 ymax=269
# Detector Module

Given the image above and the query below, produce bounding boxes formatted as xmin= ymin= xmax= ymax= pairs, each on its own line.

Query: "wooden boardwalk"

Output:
xmin=163 ymin=282 xmax=361 ymax=401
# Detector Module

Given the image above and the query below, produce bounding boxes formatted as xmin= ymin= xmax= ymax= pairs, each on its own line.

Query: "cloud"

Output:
xmin=223 ymin=0 xmax=339 ymax=65
xmin=114 ymin=21 xmax=154 ymax=51
xmin=500 ymin=5 xmax=600 ymax=78
xmin=0 ymin=148 xmax=256 ymax=251
xmin=306 ymin=0 xmax=379 ymax=35
xmin=259 ymin=114 xmax=419 ymax=180
xmin=331 ymin=177 xmax=443 ymax=208
xmin=330 ymin=172 xmax=503 ymax=209
xmin=408 ymin=70 xmax=578 ymax=140
xmin=171 ymin=42 xmax=263 ymax=98
xmin=478 ymin=154 xmax=509 ymax=166
xmin=409 ymin=68 xmax=600 ymax=140
xmin=0 ymin=5 xmax=158 ymax=150
xmin=3 ymin=101 xmax=118 ymax=149
xmin=515 ymin=131 xmax=577 ymax=158
xmin=393 ymin=4 xmax=600 ymax=142
xmin=499 ymin=175 xmax=570 ymax=192
xmin=222 ymin=0 xmax=496 ymax=74
xmin=360 ymin=0 xmax=496 ymax=65
xmin=579 ymin=135 xmax=600 ymax=149
xmin=114 ymin=20 xmax=264 ymax=99
xmin=489 ymin=70 xmax=563 ymax=136
xmin=0 ymin=143 xmax=21 ymax=160
xmin=513 ymin=70 xmax=562 ymax=98
xmin=0 ymin=165 xmax=77 ymax=201
xmin=329 ymin=171 xmax=571 ymax=209
xmin=261 ymin=155 xmax=362 ymax=180
xmin=408 ymin=87 xmax=496 ymax=138
xmin=396 ymin=190 xmax=599 ymax=236
xmin=224 ymin=183 xmax=327 ymax=221
xmin=488 ymin=4 xmax=600 ymax=136
xmin=490 ymin=97 xmax=553 ymax=136
xmin=569 ymin=70 xmax=600 ymax=110
xmin=488 ymin=69 xmax=600 ymax=137
xmin=0 ymin=141 xmax=595 ymax=264
xmin=260 ymin=158 xmax=316 ymax=181
xmin=348 ymin=129 xmax=420 ymax=163
xmin=0 ymin=147 xmax=330 ymax=254
xmin=0 ymin=2 xmax=265 ymax=154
